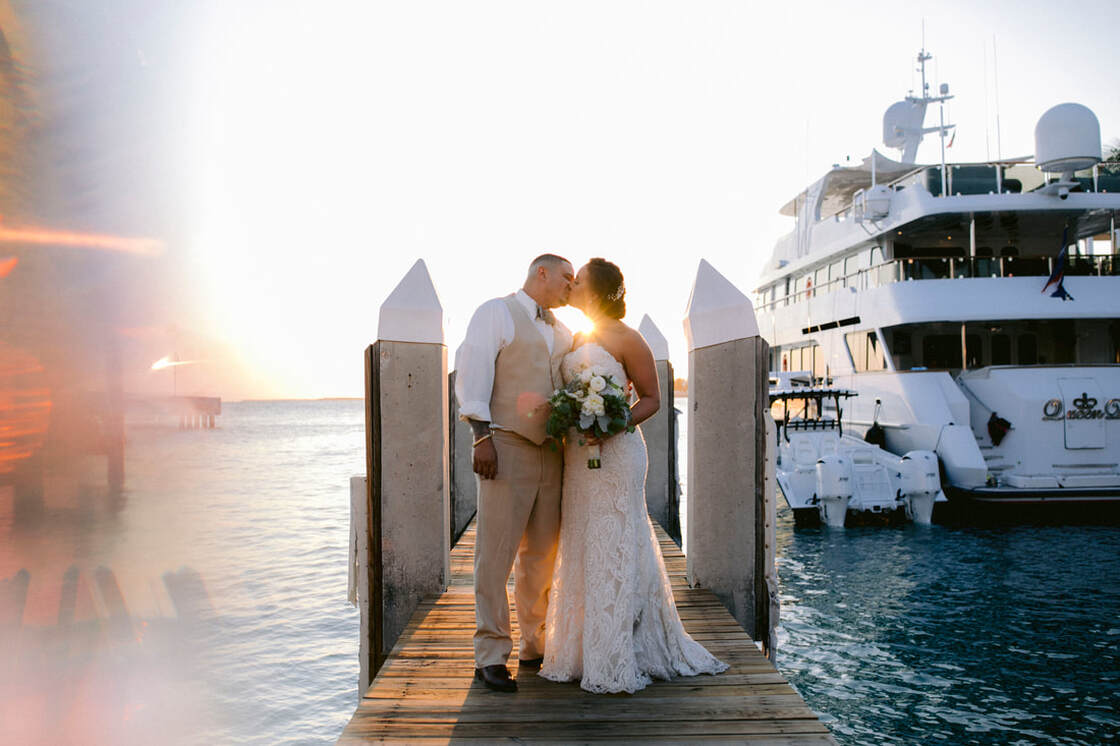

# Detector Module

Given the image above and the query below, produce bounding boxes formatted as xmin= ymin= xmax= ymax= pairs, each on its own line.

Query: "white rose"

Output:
xmin=589 ymin=375 xmax=606 ymax=393
xmin=592 ymin=401 xmax=606 ymax=416
xmin=579 ymin=368 xmax=594 ymax=384
xmin=585 ymin=393 xmax=605 ymax=415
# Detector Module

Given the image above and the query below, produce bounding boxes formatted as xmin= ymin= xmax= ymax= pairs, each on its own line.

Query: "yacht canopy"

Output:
xmin=780 ymin=150 xmax=920 ymax=219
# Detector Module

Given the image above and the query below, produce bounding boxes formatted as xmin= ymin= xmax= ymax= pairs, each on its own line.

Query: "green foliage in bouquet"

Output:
xmin=545 ymin=367 xmax=635 ymax=445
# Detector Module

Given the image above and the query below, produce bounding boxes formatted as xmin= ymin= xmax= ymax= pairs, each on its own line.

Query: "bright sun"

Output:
xmin=554 ymin=306 xmax=595 ymax=335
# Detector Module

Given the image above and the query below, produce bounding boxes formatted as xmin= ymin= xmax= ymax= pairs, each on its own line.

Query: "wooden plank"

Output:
xmin=338 ymin=520 xmax=835 ymax=745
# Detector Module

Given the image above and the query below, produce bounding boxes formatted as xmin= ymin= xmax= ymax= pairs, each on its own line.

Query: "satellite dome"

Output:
xmin=1034 ymin=103 xmax=1101 ymax=174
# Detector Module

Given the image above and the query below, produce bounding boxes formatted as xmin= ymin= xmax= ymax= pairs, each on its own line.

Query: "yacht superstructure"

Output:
xmin=754 ymin=49 xmax=1120 ymax=514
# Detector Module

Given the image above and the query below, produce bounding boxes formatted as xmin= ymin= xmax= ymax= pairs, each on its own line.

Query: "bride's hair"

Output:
xmin=585 ymin=258 xmax=626 ymax=319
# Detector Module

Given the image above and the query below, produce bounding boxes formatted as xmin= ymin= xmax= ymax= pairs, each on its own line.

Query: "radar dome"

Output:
xmin=883 ymin=101 xmax=922 ymax=150
xmin=1034 ymin=103 xmax=1101 ymax=174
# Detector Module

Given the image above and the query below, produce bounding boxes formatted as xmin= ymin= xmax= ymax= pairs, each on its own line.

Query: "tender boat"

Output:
xmin=754 ymin=48 xmax=1120 ymax=518
xmin=770 ymin=371 xmax=945 ymax=527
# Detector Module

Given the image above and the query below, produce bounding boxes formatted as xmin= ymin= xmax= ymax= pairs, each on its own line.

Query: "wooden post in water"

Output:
xmin=359 ymin=259 xmax=450 ymax=694
xmin=638 ymin=314 xmax=680 ymax=545
xmin=683 ymin=259 xmax=770 ymax=641
xmin=447 ymin=371 xmax=478 ymax=545
xmin=105 ymin=334 xmax=125 ymax=493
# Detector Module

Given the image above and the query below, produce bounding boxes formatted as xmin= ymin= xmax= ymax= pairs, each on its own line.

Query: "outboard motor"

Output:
xmin=899 ymin=451 xmax=940 ymax=524
xmin=815 ymin=455 xmax=852 ymax=528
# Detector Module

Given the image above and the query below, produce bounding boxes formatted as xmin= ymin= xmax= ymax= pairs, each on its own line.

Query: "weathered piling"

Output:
xmin=683 ymin=259 xmax=771 ymax=643
xmin=357 ymin=259 xmax=450 ymax=693
xmin=638 ymin=314 xmax=681 ymax=544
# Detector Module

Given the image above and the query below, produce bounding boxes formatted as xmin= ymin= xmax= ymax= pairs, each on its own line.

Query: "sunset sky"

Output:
xmin=170 ymin=0 xmax=1120 ymax=398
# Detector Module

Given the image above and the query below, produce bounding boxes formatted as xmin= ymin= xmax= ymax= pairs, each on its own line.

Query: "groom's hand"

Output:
xmin=473 ymin=439 xmax=498 ymax=479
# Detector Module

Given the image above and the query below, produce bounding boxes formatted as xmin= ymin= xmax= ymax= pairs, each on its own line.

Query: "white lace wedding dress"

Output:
xmin=538 ymin=343 xmax=728 ymax=694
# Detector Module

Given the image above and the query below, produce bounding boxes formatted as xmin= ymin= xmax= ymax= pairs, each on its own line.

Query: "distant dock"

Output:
xmin=338 ymin=519 xmax=834 ymax=744
xmin=127 ymin=395 xmax=221 ymax=429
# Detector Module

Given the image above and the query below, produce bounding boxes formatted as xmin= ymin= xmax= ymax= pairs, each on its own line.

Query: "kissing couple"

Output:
xmin=454 ymin=254 xmax=728 ymax=694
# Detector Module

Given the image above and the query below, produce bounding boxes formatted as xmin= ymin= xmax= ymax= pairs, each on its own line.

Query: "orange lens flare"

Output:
xmin=0 ymin=256 xmax=17 ymax=277
xmin=0 ymin=342 xmax=51 ymax=475
xmin=0 ymin=225 xmax=163 ymax=255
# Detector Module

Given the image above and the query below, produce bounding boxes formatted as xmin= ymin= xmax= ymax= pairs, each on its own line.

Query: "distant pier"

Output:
xmin=127 ymin=395 xmax=222 ymax=429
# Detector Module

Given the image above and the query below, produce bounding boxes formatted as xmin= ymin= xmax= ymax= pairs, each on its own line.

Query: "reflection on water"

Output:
xmin=1 ymin=400 xmax=364 ymax=744
xmin=775 ymin=513 xmax=1120 ymax=745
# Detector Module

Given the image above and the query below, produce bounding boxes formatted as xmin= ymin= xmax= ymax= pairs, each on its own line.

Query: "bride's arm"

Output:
xmin=621 ymin=331 xmax=661 ymax=428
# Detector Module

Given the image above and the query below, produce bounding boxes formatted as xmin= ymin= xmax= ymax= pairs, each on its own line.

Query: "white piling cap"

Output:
xmin=682 ymin=259 xmax=759 ymax=352
xmin=377 ymin=259 xmax=445 ymax=344
xmin=638 ymin=314 xmax=671 ymax=361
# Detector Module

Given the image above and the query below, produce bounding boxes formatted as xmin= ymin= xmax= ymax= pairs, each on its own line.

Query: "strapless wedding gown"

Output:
xmin=539 ymin=343 xmax=728 ymax=694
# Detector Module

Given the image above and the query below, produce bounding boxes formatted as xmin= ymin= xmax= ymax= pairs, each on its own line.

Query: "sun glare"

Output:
xmin=554 ymin=307 xmax=595 ymax=335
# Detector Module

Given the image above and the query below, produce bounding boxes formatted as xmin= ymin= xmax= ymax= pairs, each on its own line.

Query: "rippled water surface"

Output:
xmin=775 ymin=516 xmax=1120 ymax=745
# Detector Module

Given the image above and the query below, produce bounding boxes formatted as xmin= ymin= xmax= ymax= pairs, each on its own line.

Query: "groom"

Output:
xmin=454 ymin=254 xmax=574 ymax=693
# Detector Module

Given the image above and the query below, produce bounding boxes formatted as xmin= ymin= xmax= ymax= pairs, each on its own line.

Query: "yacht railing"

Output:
xmin=755 ymin=253 xmax=1120 ymax=311
xmin=840 ymin=161 xmax=1120 ymax=222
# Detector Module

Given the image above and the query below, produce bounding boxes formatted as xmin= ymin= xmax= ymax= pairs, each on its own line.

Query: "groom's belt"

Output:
xmin=490 ymin=427 xmax=551 ymax=448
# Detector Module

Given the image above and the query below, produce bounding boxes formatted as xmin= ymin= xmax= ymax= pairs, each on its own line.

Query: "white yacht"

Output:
xmin=754 ymin=49 xmax=1120 ymax=517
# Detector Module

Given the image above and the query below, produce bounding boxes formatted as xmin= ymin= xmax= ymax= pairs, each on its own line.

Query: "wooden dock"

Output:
xmin=339 ymin=521 xmax=835 ymax=744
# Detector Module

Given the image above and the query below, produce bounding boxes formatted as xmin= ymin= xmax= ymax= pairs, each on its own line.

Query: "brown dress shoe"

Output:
xmin=474 ymin=664 xmax=517 ymax=692
xmin=518 ymin=657 xmax=543 ymax=671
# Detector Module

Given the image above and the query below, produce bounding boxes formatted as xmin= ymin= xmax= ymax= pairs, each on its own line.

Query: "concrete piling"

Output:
xmin=359 ymin=259 xmax=450 ymax=693
xmin=638 ymin=314 xmax=681 ymax=544
xmin=683 ymin=259 xmax=770 ymax=640
xmin=447 ymin=371 xmax=478 ymax=545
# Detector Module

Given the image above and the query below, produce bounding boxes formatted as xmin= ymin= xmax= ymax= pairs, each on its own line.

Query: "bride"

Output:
xmin=539 ymin=258 xmax=728 ymax=694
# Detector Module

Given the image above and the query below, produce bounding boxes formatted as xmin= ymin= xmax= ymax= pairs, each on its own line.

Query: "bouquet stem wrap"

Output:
xmin=585 ymin=443 xmax=601 ymax=469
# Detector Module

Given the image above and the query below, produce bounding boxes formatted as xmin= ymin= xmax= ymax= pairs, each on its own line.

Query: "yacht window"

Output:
xmin=843 ymin=255 xmax=859 ymax=277
xmin=867 ymin=333 xmax=886 ymax=371
xmin=814 ymin=267 xmax=826 ymax=289
xmin=813 ymin=344 xmax=827 ymax=380
xmin=1051 ymin=320 xmax=1076 ymax=363
xmin=991 ymin=334 xmax=1011 ymax=365
xmin=846 ymin=331 xmax=887 ymax=372
xmin=975 ymin=247 xmax=997 ymax=278
xmin=870 ymin=246 xmax=884 ymax=265
xmin=965 ymin=334 xmax=982 ymax=368
xmin=922 ymin=335 xmax=963 ymax=369
xmin=1018 ymin=334 xmax=1038 ymax=365
xmin=828 ymin=260 xmax=843 ymax=287
xmin=889 ymin=329 xmax=913 ymax=369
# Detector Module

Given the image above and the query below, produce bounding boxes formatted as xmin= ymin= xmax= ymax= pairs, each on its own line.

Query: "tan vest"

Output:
xmin=490 ymin=294 xmax=565 ymax=445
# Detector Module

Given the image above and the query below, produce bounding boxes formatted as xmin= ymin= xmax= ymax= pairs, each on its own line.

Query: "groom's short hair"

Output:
xmin=528 ymin=253 xmax=570 ymax=276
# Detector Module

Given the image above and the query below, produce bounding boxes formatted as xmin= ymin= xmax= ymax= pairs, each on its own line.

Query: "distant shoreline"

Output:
xmin=228 ymin=397 xmax=364 ymax=403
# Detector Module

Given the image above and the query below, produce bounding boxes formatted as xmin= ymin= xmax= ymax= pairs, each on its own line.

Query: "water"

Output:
xmin=1 ymin=400 xmax=364 ymax=745
xmin=4 ymin=399 xmax=1117 ymax=744
xmin=775 ymin=519 xmax=1120 ymax=746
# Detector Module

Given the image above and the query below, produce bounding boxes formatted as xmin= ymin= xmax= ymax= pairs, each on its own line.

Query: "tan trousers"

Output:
xmin=474 ymin=429 xmax=562 ymax=667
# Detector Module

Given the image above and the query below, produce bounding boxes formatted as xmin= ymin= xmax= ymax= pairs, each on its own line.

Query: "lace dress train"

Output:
xmin=539 ymin=344 xmax=728 ymax=694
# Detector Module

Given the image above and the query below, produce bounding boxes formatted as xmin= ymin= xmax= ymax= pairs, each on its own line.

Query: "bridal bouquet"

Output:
xmin=545 ymin=364 xmax=635 ymax=468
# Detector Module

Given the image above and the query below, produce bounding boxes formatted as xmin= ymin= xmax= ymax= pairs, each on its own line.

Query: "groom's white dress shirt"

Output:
xmin=455 ymin=289 xmax=572 ymax=426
